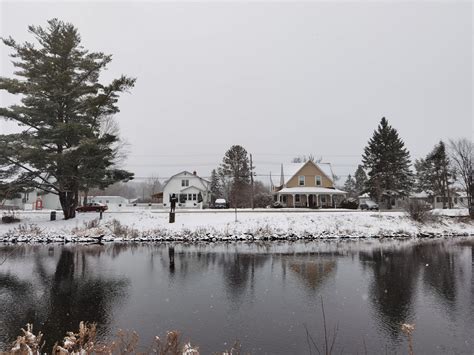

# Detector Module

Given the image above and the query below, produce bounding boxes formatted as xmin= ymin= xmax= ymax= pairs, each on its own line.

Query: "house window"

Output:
xmin=454 ymin=197 xmax=457 ymax=204
xmin=193 ymin=193 xmax=197 ymax=200
xmin=321 ymin=195 xmax=326 ymax=203
xmin=182 ymin=179 xmax=189 ymax=187
xmin=436 ymin=197 xmax=442 ymax=203
xmin=316 ymin=176 xmax=322 ymax=186
xmin=298 ymin=176 xmax=305 ymax=186
xmin=295 ymin=195 xmax=300 ymax=203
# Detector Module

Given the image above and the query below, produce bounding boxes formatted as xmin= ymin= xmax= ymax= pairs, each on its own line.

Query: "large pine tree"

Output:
xmin=219 ymin=145 xmax=251 ymax=208
xmin=0 ymin=155 xmax=22 ymax=202
xmin=0 ymin=19 xmax=135 ymax=219
xmin=362 ymin=117 xmax=413 ymax=208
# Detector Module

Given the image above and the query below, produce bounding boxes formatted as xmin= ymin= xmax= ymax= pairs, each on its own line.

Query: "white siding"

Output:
xmin=163 ymin=172 xmax=210 ymax=209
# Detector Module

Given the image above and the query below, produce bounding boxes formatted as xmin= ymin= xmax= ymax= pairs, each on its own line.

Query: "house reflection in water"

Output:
xmin=282 ymin=254 xmax=337 ymax=291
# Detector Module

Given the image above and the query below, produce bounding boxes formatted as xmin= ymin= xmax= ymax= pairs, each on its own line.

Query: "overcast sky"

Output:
xmin=1 ymin=0 xmax=472 ymax=185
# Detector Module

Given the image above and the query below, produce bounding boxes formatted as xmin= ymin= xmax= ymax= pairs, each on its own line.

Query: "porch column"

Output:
xmin=306 ymin=194 xmax=309 ymax=207
xmin=292 ymin=194 xmax=296 ymax=208
xmin=329 ymin=194 xmax=333 ymax=208
xmin=316 ymin=194 xmax=319 ymax=208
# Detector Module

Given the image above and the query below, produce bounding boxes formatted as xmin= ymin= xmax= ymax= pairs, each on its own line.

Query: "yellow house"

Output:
xmin=272 ymin=160 xmax=346 ymax=208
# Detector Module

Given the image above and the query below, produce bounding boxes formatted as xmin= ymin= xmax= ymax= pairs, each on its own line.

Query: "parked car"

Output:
xmin=213 ymin=198 xmax=229 ymax=209
xmin=360 ymin=200 xmax=379 ymax=211
xmin=76 ymin=202 xmax=108 ymax=212
xmin=339 ymin=198 xmax=359 ymax=209
xmin=272 ymin=201 xmax=287 ymax=208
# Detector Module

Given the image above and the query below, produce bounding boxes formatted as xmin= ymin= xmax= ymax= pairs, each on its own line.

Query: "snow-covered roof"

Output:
xmin=90 ymin=195 xmax=128 ymax=199
xmin=410 ymin=192 xmax=430 ymax=198
xmin=162 ymin=171 xmax=210 ymax=190
xmin=280 ymin=161 xmax=335 ymax=186
xmin=277 ymin=187 xmax=346 ymax=195
xmin=180 ymin=186 xmax=205 ymax=192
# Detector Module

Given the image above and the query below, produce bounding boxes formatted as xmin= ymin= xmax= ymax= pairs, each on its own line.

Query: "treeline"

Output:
xmin=343 ymin=117 xmax=472 ymax=209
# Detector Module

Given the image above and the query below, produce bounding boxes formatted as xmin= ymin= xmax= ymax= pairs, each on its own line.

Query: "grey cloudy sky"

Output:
xmin=1 ymin=0 xmax=472 ymax=184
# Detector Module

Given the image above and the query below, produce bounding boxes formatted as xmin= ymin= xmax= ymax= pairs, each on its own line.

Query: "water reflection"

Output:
xmin=360 ymin=246 xmax=420 ymax=340
xmin=0 ymin=246 xmax=129 ymax=350
xmin=284 ymin=255 xmax=336 ymax=291
xmin=417 ymin=243 xmax=463 ymax=311
xmin=1 ymin=239 xmax=473 ymax=354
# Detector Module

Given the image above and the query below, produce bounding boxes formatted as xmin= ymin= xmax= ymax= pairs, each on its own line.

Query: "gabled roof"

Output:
xmin=162 ymin=170 xmax=210 ymax=191
xmin=180 ymin=185 xmax=205 ymax=192
xmin=279 ymin=161 xmax=335 ymax=186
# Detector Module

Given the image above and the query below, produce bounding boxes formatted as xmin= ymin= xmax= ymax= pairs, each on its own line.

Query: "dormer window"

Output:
xmin=316 ymin=176 xmax=322 ymax=186
xmin=182 ymin=179 xmax=189 ymax=187
xmin=298 ymin=176 xmax=305 ymax=186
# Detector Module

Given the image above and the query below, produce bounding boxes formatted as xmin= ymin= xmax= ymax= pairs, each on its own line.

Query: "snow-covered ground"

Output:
xmin=0 ymin=209 xmax=472 ymax=242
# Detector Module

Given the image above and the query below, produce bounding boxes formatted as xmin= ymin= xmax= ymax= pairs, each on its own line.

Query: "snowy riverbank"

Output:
xmin=0 ymin=209 xmax=472 ymax=243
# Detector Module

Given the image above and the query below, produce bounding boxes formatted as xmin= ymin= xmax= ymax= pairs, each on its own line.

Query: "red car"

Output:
xmin=76 ymin=202 xmax=108 ymax=212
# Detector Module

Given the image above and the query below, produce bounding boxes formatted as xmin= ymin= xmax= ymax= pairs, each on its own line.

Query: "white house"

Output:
xmin=410 ymin=191 xmax=470 ymax=209
xmin=162 ymin=171 xmax=210 ymax=209
xmin=3 ymin=190 xmax=61 ymax=210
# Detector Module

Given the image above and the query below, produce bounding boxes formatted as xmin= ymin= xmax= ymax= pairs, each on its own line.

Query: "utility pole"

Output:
xmin=470 ymin=170 xmax=474 ymax=219
xmin=250 ymin=153 xmax=254 ymax=210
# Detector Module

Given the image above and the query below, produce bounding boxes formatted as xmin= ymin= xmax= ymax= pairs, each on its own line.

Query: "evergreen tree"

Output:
xmin=343 ymin=174 xmax=357 ymax=197
xmin=354 ymin=165 xmax=368 ymax=195
xmin=415 ymin=141 xmax=454 ymax=208
xmin=414 ymin=158 xmax=432 ymax=193
xmin=209 ymin=169 xmax=222 ymax=203
xmin=0 ymin=19 xmax=135 ymax=219
xmin=0 ymin=156 xmax=22 ymax=202
xmin=362 ymin=117 xmax=413 ymax=208
xmin=219 ymin=145 xmax=251 ymax=208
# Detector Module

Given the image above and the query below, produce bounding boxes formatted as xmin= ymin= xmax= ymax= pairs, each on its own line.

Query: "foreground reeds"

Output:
xmin=4 ymin=322 xmax=241 ymax=355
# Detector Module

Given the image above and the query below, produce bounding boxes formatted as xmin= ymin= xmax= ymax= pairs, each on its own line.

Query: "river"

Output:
xmin=0 ymin=238 xmax=473 ymax=354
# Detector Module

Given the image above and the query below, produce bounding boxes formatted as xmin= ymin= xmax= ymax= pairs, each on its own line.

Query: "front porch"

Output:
xmin=275 ymin=187 xmax=347 ymax=208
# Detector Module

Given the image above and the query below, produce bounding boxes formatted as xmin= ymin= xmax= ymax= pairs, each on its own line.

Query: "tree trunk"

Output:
xmin=83 ymin=189 xmax=89 ymax=206
xmin=445 ymin=173 xmax=452 ymax=209
xmin=59 ymin=189 xmax=78 ymax=219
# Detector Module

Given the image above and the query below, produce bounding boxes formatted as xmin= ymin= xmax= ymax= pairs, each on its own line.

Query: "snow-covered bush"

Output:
xmin=404 ymin=199 xmax=432 ymax=223
xmin=253 ymin=192 xmax=273 ymax=208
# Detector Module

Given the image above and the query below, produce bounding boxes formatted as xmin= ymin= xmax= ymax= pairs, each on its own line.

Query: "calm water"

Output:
xmin=0 ymin=239 xmax=473 ymax=354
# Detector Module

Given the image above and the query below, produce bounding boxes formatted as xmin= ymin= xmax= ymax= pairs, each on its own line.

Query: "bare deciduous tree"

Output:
xmin=449 ymin=138 xmax=473 ymax=206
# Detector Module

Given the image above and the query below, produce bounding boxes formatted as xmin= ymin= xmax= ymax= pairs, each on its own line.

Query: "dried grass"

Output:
xmin=106 ymin=219 xmax=140 ymax=238
xmin=5 ymin=322 xmax=202 ymax=355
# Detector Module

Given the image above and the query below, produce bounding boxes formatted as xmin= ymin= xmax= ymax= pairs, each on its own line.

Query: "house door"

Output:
xmin=308 ymin=195 xmax=316 ymax=208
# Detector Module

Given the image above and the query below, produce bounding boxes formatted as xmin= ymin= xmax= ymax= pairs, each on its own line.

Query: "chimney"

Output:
xmin=193 ymin=171 xmax=197 ymax=176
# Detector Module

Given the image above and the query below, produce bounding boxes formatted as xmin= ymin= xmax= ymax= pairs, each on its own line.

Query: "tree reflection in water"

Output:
xmin=360 ymin=240 xmax=471 ymax=344
xmin=0 ymin=246 xmax=129 ymax=350
xmin=1 ymin=240 xmax=473 ymax=354
xmin=360 ymin=245 xmax=420 ymax=341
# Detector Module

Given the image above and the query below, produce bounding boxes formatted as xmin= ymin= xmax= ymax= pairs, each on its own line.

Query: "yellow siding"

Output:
xmin=286 ymin=162 xmax=333 ymax=188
